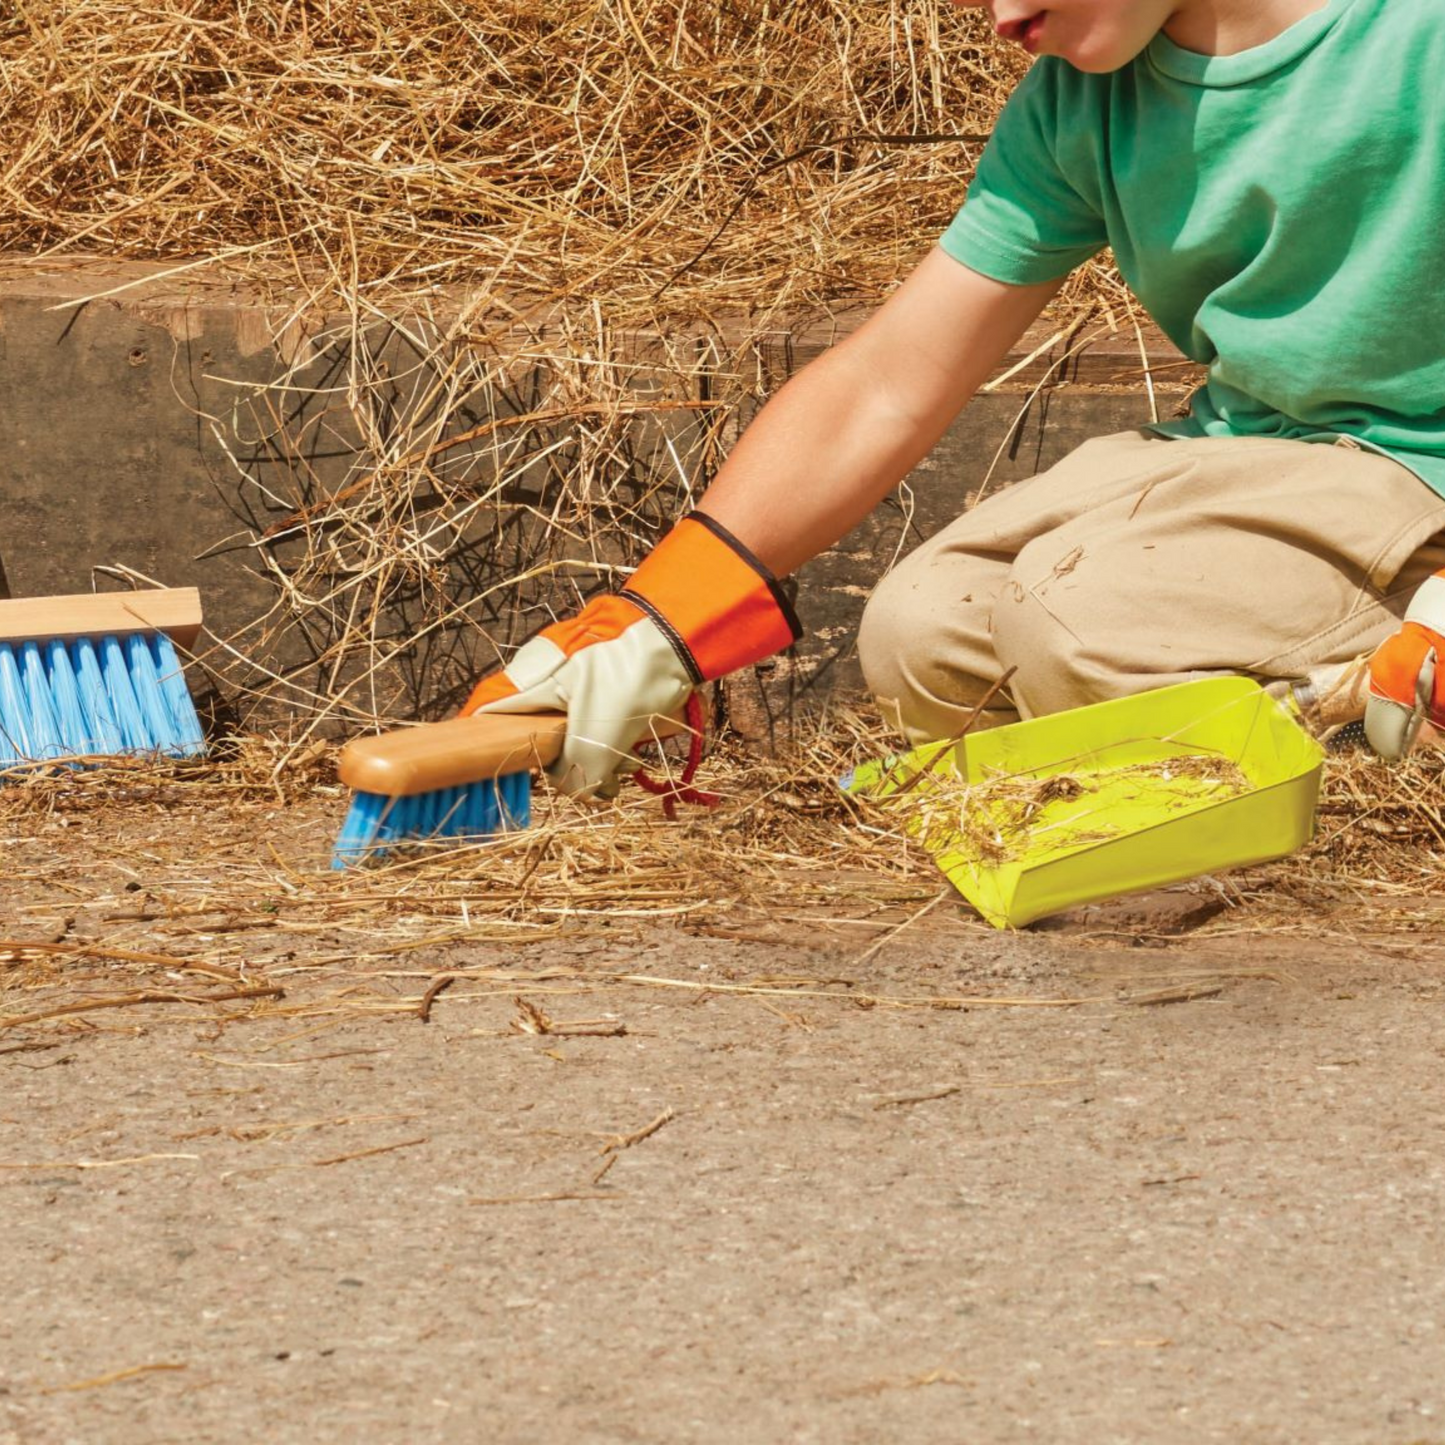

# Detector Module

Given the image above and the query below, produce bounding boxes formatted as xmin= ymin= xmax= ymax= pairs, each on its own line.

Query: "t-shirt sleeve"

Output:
xmin=940 ymin=59 xmax=1109 ymax=285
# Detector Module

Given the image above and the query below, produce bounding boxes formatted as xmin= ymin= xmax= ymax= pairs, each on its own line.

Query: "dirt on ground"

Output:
xmin=3 ymin=760 xmax=1445 ymax=1445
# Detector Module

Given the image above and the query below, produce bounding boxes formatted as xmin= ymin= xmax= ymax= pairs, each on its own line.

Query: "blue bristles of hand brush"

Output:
xmin=331 ymin=768 xmax=533 ymax=869
xmin=0 ymin=590 xmax=206 ymax=772
xmin=0 ymin=633 xmax=205 ymax=768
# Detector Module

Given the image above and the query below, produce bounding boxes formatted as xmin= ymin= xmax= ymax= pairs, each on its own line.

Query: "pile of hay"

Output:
xmin=1 ymin=724 xmax=1441 ymax=1041
xmin=0 ymin=0 xmax=1069 ymax=319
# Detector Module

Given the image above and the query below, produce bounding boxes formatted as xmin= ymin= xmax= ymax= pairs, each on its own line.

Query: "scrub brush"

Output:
xmin=0 ymin=588 xmax=205 ymax=771
xmin=331 ymin=706 xmax=699 ymax=868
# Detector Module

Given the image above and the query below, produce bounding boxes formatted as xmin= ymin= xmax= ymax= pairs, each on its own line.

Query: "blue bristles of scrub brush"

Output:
xmin=331 ymin=767 xmax=534 ymax=869
xmin=330 ymin=711 xmax=567 ymax=870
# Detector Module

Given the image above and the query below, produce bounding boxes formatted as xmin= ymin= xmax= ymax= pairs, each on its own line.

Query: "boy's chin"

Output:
xmin=1056 ymin=41 xmax=1154 ymax=74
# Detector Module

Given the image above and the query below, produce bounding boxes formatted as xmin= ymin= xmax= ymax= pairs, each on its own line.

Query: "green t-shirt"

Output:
xmin=940 ymin=0 xmax=1445 ymax=497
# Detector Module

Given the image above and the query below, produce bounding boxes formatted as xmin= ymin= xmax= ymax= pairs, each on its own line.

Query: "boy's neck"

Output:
xmin=1165 ymin=0 xmax=1334 ymax=57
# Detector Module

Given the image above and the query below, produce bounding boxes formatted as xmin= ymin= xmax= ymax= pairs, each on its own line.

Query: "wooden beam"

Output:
xmin=0 ymin=588 xmax=203 ymax=649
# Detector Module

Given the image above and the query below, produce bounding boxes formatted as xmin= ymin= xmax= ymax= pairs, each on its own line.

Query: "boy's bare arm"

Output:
xmin=462 ymin=252 xmax=1063 ymax=796
xmin=698 ymin=248 xmax=1066 ymax=576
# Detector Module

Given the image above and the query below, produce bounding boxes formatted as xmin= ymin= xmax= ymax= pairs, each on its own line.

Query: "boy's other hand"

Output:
xmin=1365 ymin=570 xmax=1445 ymax=760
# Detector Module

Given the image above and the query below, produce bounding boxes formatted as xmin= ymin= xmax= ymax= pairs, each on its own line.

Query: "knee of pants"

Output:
xmin=857 ymin=560 xmax=1004 ymax=740
xmin=989 ymin=563 xmax=1111 ymax=718
xmin=857 ymin=564 xmax=923 ymax=712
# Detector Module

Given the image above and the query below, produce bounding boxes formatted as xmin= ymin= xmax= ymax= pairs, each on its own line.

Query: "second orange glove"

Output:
xmin=1365 ymin=569 xmax=1445 ymax=760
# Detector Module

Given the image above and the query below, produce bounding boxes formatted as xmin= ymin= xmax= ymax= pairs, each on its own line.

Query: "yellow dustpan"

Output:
xmin=843 ymin=677 xmax=1325 ymax=929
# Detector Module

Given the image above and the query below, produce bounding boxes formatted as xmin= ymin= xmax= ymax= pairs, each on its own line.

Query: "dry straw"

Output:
xmin=2 ymin=722 xmax=1442 ymax=1039
xmin=898 ymin=754 xmax=1253 ymax=868
xmin=2 ymin=0 xmax=1040 ymax=316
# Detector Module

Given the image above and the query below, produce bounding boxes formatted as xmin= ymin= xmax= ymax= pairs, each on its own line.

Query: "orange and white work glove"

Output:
xmin=1364 ymin=569 xmax=1445 ymax=761
xmin=461 ymin=511 xmax=800 ymax=797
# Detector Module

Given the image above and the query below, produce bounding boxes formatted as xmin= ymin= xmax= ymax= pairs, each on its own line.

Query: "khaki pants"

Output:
xmin=857 ymin=430 xmax=1445 ymax=743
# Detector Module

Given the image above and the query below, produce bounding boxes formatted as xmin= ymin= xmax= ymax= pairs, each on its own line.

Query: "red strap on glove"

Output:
xmin=632 ymin=691 xmax=720 ymax=819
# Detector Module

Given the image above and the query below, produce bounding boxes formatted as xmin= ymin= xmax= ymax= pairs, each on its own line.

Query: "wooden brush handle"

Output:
xmin=336 ymin=710 xmax=688 ymax=798
xmin=0 ymin=588 xmax=203 ymax=647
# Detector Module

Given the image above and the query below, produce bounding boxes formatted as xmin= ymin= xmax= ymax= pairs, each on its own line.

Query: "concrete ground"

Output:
xmin=3 ymin=779 xmax=1445 ymax=1444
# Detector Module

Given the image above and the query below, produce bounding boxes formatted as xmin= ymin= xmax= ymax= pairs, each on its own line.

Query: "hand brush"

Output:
xmin=332 ymin=709 xmax=690 ymax=869
xmin=0 ymin=588 xmax=205 ymax=772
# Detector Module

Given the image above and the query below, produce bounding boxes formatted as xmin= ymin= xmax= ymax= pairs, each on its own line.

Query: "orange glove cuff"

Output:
xmin=1368 ymin=569 xmax=1445 ymax=719
xmin=459 ymin=515 xmax=800 ymax=716
xmin=1369 ymin=621 xmax=1445 ymax=717
xmin=621 ymin=512 xmax=801 ymax=683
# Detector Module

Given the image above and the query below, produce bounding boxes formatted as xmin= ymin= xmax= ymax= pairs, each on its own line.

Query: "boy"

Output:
xmin=466 ymin=0 xmax=1445 ymax=793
